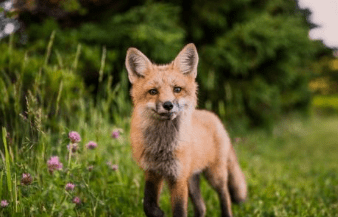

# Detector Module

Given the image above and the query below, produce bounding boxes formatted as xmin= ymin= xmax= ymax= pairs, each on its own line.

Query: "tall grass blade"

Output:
xmin=0 ymin=170 xmax=3 ymax=197
xmin=14 ymin=173 xmax=17 ymax=212
xmin=55 ymin=81 xmax=63 ymax=117
xmin=2 ymin=127 xmax=13 ymax=201
xmin=8 ymin=34 xmax=13 ymax=71
xmin=21 ymin=51 xmax=29 ymax=74
xmin=44 ymin=31 xmax=56 ymax=66
xmin=73 ymin=44 xmax=82 ymax=71
xmin=99 ymin=46 xmax=107 ymax=84
xmin=55 ymin=49 xmax=64 ymax=69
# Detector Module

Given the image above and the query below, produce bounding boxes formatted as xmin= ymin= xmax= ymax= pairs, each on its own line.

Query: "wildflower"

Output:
xmin=65 ymin=183 xmax=75 ymax=191
xmin=0 ymin=200 xmax=8 ymax=208
xmin=87 ymin=165 xmax=94 ymax=171
xmin=107 ymin=161 xmax=118 ymax=170
xmin=47 ymin=156 xmax=63 ymax=174
xmin=72 ymin=197 xmax=81 ymax=205
xmin=111 ymin=129 xmax=121 ymax=139
xmin=111 ymin=164 xmax=119 ymax=171
xmin=68 ymin=131 xmax=81 ymax=143
xmin=86 ymin=141 xmax=97 ymax=150
xmin=21 ymin=173 xmax=32 ymax=185
xmin=67 ymin=143 xmax=78 ymax=153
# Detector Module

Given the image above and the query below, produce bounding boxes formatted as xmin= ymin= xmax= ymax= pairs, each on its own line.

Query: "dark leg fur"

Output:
xmin=144 ymin=172 xmax=164 ymax=217
xmin=188 ymin=174 xmax=206 ymax=217
xmin=173 ymin=200 xmax=185 ymax=217
xmin=168 ymin=179 xmax=189 ymax=217
xmin=204 ymin=168 xmax=233 ymax=217
xmin=217 ymin=187 xmax=233 ymax=217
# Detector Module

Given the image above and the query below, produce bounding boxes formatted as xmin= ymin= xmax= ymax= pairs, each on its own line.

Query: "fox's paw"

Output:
xmin=144 ymin=207 xmax=164 ymax=217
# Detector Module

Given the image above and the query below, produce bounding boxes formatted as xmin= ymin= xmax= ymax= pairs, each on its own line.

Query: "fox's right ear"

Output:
xmin=125 ymin=48 xmax=152 ymax=84
xmin=173 ymin=43 xmax=199 ymax=79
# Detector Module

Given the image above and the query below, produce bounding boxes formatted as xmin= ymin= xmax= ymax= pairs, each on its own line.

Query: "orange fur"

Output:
xmin=126 ymin=44 xmax=247 ymax=217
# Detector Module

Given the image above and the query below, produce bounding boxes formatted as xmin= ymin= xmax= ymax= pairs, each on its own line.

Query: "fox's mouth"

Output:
xmin=151 ymin=110 xmax=177 ymax=120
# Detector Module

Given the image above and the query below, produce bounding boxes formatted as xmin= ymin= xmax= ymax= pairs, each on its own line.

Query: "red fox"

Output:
xmin=126 ymin=43 xmax=247 ymax=217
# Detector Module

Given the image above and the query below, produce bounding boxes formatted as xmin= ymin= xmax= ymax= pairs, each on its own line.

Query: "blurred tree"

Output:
xmin=4 ymin=0 xmax=331 ymax=132
xmin=309 ymin=50 xmax=338 ymax=95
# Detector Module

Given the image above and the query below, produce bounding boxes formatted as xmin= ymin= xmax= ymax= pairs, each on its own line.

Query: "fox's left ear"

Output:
xmin=173 ymin=43 xmax=199 ymax=78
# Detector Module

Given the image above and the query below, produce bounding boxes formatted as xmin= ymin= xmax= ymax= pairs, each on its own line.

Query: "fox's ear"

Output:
xmin=125 ymin=48 xmax=152 ymax=84
xmin=173 ymin=43 xmax=199 ymax=78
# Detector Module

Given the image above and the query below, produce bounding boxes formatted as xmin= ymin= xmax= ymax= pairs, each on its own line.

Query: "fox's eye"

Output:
xmin=149 ymin=89 xmax=158 ymax=95
xmin=174 ymin=87 xmax=182 ymax=93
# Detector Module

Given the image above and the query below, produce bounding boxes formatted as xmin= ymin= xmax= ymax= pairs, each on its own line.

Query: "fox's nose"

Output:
xmin=163 ymin=101 xmax=173 ymax=111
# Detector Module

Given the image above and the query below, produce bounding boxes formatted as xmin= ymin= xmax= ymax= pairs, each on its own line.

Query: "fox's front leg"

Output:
xmin=144 ymin=171 xmax=164 ymax=217
xmin=168 ymin=178 xmax=189 ymax=217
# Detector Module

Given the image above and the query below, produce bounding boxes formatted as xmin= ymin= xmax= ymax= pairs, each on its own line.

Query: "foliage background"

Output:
xmin=2 ymin=0 xmax=335 ymax=134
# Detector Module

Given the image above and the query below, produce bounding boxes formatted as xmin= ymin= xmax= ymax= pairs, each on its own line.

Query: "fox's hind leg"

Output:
xmin=227 ymin=146 xmax=247 ymax=204
xmin=204 ymin=164 xmax=233 ymax=217
xmin=144 ymin=171 xmax=165 ymax=217
xmin=188 ymin=173 xmax=206 ymax=217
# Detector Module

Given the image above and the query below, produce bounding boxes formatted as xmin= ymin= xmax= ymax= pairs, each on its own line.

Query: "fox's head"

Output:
xmin=126 ymin=43 xmax=198 ymax=121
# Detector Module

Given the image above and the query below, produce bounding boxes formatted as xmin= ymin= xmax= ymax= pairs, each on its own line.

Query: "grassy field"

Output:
xmin=1 ymin=114 xmax=338 ymax=216
xmin=1 ymin=36 xmax=338 ymax=216
xmin=230 ymin=115 xmax=338 ymax=216
xmin=312 ymin=95 xmax=338 ymax=114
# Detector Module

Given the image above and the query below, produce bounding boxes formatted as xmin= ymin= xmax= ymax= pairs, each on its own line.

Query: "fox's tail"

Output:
xmin=227 ymin=146 xmax=248 ymax=204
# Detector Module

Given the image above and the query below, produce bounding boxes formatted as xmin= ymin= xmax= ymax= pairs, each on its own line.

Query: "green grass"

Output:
xmin=1 ymin=35 xmax=338 ymax=216
xmin=229 ymin=116 xmax=338 ymax=217
xmin=1 ymin=116 xmax=338 ymax=216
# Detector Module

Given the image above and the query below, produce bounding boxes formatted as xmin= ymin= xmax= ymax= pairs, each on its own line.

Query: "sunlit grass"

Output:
xmin=313 ymin=94 xmax=338 ymax=112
